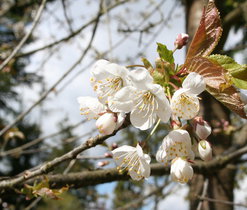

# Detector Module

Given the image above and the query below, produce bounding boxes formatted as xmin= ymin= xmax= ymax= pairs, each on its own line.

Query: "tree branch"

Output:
xmin=0 ymin=0 xmax=47 ymax=71
xmin=0 ymin=144 xmax=241 ymax=191
xmin=0 ymin=119 xmax=129 ymax=190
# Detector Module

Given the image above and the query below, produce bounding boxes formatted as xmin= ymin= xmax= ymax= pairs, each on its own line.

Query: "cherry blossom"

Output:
xmin=112 ymin=144 xmax=151 ymax=181
xmin=171 ymin=72 xmax=206 ymax=120
xmin=77 ymin=96 xmax=125 ymax=135
xmin=108 ymin=69 xmax=171 ymax=130
xmin=90 ymin=60 xmax=130 ymax=104
xmin=170 ymin=157 xmax=194 ymax=183
xmin=156 ymin=129 xmax=194 ymax=163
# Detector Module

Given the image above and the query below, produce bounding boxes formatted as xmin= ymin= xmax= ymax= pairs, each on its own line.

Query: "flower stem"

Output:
xmin=145 ymin=119 xmax=161 ymax=142
xmin=126 ymin=64 xmax=145 ymax=68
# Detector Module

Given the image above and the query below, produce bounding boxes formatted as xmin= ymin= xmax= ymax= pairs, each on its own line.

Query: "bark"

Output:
xmin=184 ymin=1 xmax=241 ymax=209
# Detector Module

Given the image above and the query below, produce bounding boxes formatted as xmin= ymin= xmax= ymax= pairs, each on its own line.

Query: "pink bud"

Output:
xmin=174 ymin=33 xmax=189 ymax=49
xmin=104 ymin=152 xmax=112 ymax=158
xmin=198 ymin=140 xmax=212 ymax=161
xmin=111 ymin=143 xmax=118 ymax=150
xmin=194 ymin=117 xmax=211 ymax=139
xmin=96 ymin=112 xmax=117 ymax=135
xmin=97 ymin=161 xmax=109 ymax=167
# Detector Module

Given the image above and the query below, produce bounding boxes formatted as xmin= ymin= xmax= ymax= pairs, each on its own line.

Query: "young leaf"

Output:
xmin=157 ymin=43 xmax=174 ymax=64
xmin=208 ymin=54 xmax=247 ymax=89
xmin=184 ymin=56 xmax=247 ymax=119
xmin=186 ymin=0 xmax=222 ymax=60
xmin=141 ymin=57 xmax=153 ymax=70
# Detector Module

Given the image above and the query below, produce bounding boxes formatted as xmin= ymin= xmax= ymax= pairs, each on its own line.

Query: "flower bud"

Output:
xmin=174 ymin=33 xmax=189 ymax=49
xmin=96 ymin=113 xmax=117 ymax=135
xmin=170 ymin=157 xmax=193 ymax=183
xmin=194 ymin=117 xmax=211 ymax=139
xmin=198 ymin=140 xmax=212 ymax=161
xmin=97 ymin=161 xmax=109 ymax=167
xmin=104 ymin=152 xmax=112 ymax=158
xmin=111 ymin=142 xmax=118 ymax=150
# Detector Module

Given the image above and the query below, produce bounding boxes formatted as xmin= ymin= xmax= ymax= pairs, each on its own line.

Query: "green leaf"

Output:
xmin=156 ymin=43 xmax=174 ymax=64
xmin=232 ymin=78 xmax=247 ymax=89
xmin=208 ymin=54 xmax=247 ymax=89
xmin=186 ymin=0 xmax=222 ymax=60
xmin=141 ymin=57 xmax=153 ymax=70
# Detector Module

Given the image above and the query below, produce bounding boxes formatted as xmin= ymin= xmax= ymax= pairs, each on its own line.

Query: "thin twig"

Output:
xmin=16 ymin=0 xmax=130 ymax=58
xmin=196 ymin=179 xmax=209 ymax=210
xmin=0 ymin=120 xmax=86 ymax=157
xmin=0 ymin=0 xmax=47 ymax=71
xmin=197 ymin=196 xmax=247 ymax=208
xmin=0 ymin=1 xmax=102 ymax=137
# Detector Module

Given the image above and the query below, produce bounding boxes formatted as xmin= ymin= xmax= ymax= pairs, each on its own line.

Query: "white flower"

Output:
xmin=90 ymin=60 xmax=130 ymax=104
xmin=156 ymin=129 xmax=194 ymax=163
xmin=198 ymin=140 xmax=212 ymax=161
xmin=171 ymin=72 xmax=206 ymax=120
xmin=77 ymin=96 xmax=125 ymax=134
xmin=112 ymin=144 xmax=151 ymax=181
xmin=108 ymin=69 xmax=171 ymax=130
xmin=170 ymin=157 xmax=193 ymax=183
xmin=194 ymin=117 xmax=211 ymax=139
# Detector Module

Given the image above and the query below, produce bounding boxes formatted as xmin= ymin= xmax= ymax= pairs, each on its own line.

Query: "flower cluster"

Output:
xmin=77 ymin=37 xmax=214 ymax=183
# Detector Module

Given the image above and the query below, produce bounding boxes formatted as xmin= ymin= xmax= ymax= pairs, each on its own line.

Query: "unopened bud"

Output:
xmin=174 ymin=33 xmax=189 ymax=49
xmin=96 ymin=112 xmax=117 ymax=135
xmin=170 ymin=157 xmax=193 ymax=184
xmin=194 ymin=117 xmax=211 ymax=139
xmin=97 ymin=161 xmax=109 ymax=167
xmin=198 ymin=140 xmax=212 ymax=161
xmin=111 ymin=143 xmax=118 ymax=150
xmin=171 ymin=120 xmax=181 ymax=129
xmin=104 ymin=152 xmax=112 ymax=158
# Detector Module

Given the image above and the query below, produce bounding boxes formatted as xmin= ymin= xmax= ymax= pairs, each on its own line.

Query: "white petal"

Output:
xmin=168 ymin=129 xmax=191 ymax=147
xmin=128 ymin=68 xmax=153 ymax=90
xmin=77 ymin=96 xmax=106 ymax=120
xmin=156 ymin=146 xmax=167 ymax=163
xmin=108 ymin=86 xmax=136 ymax=113
xmin=139 ymin=158 xmax=151 ymax=179
xmin=136 ymin=143 xmax=144 ymax=157
xmin=115 ymin=112 xmax=126 ymax=130
xmin=129 ymin=169 xmax=142 ymax=181
xmin=112 ymin=145 xmax=135 ymax=165
xmin=196 ymin=123 xmax=212 ymax=139
xmin=90 ymin=59 xmax=110 ymax=79
xmin=130 ymin=108 xmax=157 ymax=130
xmin=112 ymin=145 xmax=136 ymax=155
xmin=106 ymin=63 xmax=128 ymax=82
xmin=182 ymin=72 xmax=206 ymax=95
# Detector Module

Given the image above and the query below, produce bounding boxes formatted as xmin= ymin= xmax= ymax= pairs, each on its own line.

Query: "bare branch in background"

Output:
xmin=0 ymin=0 xmax=47 ymax=71
xmin=16 ymin=0 xmax=130 ymax=58
xmin=0 ymin=1 xmax=103 ymax=137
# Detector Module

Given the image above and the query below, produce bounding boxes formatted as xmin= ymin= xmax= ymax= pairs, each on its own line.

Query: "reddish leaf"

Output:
xmin=184 ymin=57 xmax=247 ymax=119
xmin=186 ymin=0 xmax=222 ymax=60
